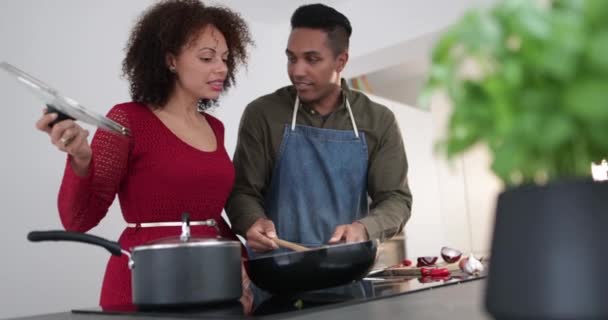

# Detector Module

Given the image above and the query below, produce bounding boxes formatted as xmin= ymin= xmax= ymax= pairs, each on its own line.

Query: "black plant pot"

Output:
xmin=485 ymin=179 xmax=608 ymax=320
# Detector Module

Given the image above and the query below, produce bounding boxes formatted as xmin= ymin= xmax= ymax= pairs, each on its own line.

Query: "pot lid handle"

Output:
xmin=180 ymin=212 xmax=191 ymax=242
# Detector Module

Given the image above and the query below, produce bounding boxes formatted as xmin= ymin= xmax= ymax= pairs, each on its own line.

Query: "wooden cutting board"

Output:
xmin=381 ymin=262 xmax=461 ymax=276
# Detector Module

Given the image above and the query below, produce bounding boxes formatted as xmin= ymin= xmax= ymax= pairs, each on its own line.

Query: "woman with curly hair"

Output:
xmin=34 ymin=0 xmax=253 ymax=307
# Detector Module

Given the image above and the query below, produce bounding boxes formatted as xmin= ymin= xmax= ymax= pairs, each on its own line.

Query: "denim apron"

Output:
xmin=265 ymin=94 xmax=369 ymax=246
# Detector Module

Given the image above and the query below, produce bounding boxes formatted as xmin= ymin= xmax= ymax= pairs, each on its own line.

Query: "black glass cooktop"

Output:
xmin=73 ymin=272 xmax=486 ymax=319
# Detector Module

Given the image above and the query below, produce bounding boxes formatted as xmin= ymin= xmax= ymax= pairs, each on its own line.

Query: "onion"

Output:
xmin=416 ymin=256 xmax=438 ymax=267
xmin=440 ymin=246 xmax=462 ymax=263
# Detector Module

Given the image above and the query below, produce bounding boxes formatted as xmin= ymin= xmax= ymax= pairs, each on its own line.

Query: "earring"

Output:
xmin=169 ymin=66 xmax=176 ymax=73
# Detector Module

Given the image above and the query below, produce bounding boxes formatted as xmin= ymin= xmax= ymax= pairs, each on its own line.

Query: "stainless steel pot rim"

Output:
xmin=132 ymin=239 xmax=241 ymax=252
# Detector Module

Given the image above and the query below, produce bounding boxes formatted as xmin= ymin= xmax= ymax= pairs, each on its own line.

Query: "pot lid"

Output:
xmin=131 ymin=213 xmax=241 ymax=252
xmin=132 ymin=235 xmax=240 ymax=252
xmin=0 ymin=62 xmax=130 ymax=136
xmin=145 ymin=235 xmax=234 ymax=245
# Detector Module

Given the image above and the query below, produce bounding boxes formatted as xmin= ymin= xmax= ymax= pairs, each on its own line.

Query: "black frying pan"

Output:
xmin=245 ymin=240 xmax=378 ymax=294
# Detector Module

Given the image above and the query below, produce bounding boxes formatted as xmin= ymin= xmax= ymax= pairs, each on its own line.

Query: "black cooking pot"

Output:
xmin=27 ymin=214 xmax=242 ymax=307
xmin=246 ymin=240 xmax=378 ymax=294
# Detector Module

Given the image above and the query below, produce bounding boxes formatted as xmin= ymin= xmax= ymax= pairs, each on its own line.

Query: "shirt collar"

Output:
xmin=293 ymin=78 xmax=353 ymax=113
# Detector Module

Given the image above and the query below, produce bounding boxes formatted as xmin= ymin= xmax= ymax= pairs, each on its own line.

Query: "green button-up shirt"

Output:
xmin=226 ymin=80 xmax=413 ymax=241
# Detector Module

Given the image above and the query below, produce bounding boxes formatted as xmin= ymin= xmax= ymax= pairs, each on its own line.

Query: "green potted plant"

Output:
xmin=423 ymin=0 xmax=608 ymax=319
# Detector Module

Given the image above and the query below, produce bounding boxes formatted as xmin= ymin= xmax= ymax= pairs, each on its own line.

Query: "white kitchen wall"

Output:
xmin=429 ymin=94 xmax=501 ymax=256
xmin=0 ymin=1 xmax=494 ymax=318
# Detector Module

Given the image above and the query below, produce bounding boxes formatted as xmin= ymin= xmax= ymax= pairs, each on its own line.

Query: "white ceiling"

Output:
xmin=212 ymin=0 xmax=353 ymax=24
xmin=349 ymin=30 xmax=441 ymax=109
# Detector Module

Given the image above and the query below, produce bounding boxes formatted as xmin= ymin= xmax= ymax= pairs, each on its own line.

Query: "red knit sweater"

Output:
xmin=57 ymin=102 xmax=236 ymax=307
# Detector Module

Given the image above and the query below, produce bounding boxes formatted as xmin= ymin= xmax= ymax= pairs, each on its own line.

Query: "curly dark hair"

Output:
xmin=122 ymin=0 xmax=253 ymax=109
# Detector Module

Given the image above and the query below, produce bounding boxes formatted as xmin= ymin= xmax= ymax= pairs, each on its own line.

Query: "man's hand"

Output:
xmin=246 ymin=218 xmax=279 ymax=252
xmin=328 ymin=222 xmax=369 ymax=244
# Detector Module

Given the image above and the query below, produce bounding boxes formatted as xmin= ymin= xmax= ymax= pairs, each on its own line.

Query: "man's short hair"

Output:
xmin=290 ymin=3 xmax=352 ymax=56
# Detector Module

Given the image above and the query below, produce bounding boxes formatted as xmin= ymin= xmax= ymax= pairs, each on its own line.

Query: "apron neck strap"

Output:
xmin=291 ymin=94 xmax=360 ymax=138
xmin=291 ymin=95 xmax=299 ymax=131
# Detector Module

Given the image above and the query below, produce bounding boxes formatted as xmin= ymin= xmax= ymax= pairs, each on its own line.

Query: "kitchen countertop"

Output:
xmin=8 ymin=278 xmax=491 ymax=320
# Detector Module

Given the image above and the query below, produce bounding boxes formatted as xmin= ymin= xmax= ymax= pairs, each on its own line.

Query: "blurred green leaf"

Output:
xmin=457 ymin=11 xmax=503 ymax=54
xmin=541 ymin=114 xmax=576 ymax=151
xmin=584 ymin=0 xmax=608 ymax=28
xmin=563 ymin=79 xmax=608 ymax=122
xmin=491 ymin=140 xmax=525 ymax=183
xmin=586 ymin=29 xmax=608 ymax=73
xmin=423 ymin=0 xmax=608 ymax=185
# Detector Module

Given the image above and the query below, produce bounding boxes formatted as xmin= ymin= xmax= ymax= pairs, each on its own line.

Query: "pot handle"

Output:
xmin=27 ymin=230 xmax=124 ymax=257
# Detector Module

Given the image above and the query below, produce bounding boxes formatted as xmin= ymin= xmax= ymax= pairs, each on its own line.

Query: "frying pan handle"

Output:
xmin=27 ymin=230 xmax=124 ymax=257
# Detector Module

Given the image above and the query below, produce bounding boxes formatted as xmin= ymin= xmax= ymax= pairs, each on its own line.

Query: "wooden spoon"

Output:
xmin=272 ymin=238 xmax=310 ymax=252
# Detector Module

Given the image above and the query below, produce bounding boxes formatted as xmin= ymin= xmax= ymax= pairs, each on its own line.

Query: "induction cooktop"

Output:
xmin=73 ymin=271 xmax=485 ymax=319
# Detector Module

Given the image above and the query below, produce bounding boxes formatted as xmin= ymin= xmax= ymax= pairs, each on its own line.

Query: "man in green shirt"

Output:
xmin=226 ymin=3 xmax=412 ymax=253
